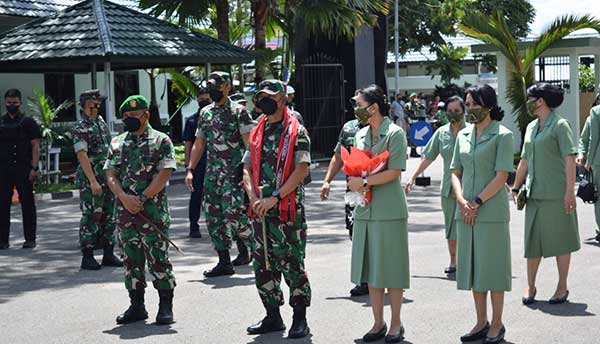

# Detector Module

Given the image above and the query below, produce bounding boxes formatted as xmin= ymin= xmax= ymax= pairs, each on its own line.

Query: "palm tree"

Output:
xmin=459 ymin=11 xmax=600 ymax=138
xmin=27 ymin=90 xmax=73 ymax=183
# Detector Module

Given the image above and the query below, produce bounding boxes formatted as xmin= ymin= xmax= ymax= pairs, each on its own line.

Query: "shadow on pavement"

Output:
xmin=189 ymin=273 xmax=255 ymax=289
xmin=353 ymin=338 xmax=415 ymax=344
xmin=525 ymin=301 xmax=595 ymax=317
xmin=412 ymin=274 xmax=456 ymax=282
xmin=102 ymin=322 xmax=178 ymax=339
xmin=246 ymin=332 xmax=313 ymax=344
xmin=325 ymin=296 xmax=414 ymax=307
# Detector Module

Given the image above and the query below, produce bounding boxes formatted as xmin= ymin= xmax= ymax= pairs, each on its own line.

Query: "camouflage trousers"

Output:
xmin=203 ymin=174 xmax=252 ymax=251
xmin=116 ymin=210 xmax=176 ymax=290
xmin=78 ymin=183 xmax=116 ymax=249
xmin=251 ymin=214 xmax=311 ymax=308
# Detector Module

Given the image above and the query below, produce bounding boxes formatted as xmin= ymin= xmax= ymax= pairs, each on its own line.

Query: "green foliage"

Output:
xmin=174 ymin=144 xmax=186 ymax=166
xmin=27 ymin=89 xmax=73 ymax=147
xmin=35 ymin=182 xmax=77 ymax=194
xmin=580 ymin=64 xmax=596 ymax=93
xmin=139 ymin=0 xmax=212 ymax=26
xmin=473 ymin=0 xmax=535 ymax=38
xmin=460 ymin=11 xmax=600 ymax=137
xmin=425 ymin=44 xmax=468 ymax=86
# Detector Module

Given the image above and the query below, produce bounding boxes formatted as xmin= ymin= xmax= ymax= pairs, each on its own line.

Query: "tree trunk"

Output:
xmin=253 ymin=0 xmax=269 ymax=83
xmin=215 ymin=0 xmax=230 ymax=42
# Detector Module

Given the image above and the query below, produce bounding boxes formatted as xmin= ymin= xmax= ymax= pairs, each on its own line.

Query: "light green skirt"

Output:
xmin=351 ymin=219 xmax=410 ymax=289
xmin=524 ymin=198 xmax=580 ymax=258
xmin=441 ymin=196 xmax=457 ymax=241
xmin=456 ymin=220 xmax=511 ymax=292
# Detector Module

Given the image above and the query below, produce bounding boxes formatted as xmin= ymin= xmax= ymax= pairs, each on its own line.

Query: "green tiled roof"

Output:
xmin=0 ymin=0 xmax=254 ymax=72
xmin=0 ymin=0 xmax=139 ymax=18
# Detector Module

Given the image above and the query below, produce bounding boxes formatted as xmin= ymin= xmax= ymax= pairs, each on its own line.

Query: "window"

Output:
xmin=44 ymin=73 xmax=76 ymax=122
xmin=114 ymin=71 xmax=140 ymax=112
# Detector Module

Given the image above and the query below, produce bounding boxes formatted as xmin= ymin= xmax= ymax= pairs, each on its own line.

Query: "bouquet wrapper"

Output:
xmin=340 ymin=146 xmax=389 ymax=206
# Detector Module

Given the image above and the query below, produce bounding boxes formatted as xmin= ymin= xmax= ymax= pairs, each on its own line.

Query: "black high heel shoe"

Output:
xmin=363 ymin=323 xmax=387 ymax=342
xmin=522 ymin=287 xmax=537 ymax=305
xmin=549 ymin=290 xmax=569 ymax=304
xmin=385 ymin=325 xmax=405 ymax=343
xmin=483 ymin=326 xmax=505 ymax=344
xmin=460 ymin=322 xmax=490 ymax=342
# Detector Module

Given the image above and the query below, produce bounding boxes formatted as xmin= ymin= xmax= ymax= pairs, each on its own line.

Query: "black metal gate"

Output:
xmin=300 ymin=63 xmax=345 ymax=160
xmin=536 ymin=56 xmax=571 ymax=90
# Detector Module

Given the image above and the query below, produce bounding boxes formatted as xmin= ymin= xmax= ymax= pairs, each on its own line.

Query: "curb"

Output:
xmin=34 ymin=190 xmax=80 ymax=202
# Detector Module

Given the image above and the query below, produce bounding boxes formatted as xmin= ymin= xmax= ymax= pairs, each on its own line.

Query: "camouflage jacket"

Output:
xmin=404 ymin=101 xmax=426 ymax=119
xmin=196 ymin=99 xmax=255 ymax=177
xmin=334 ymin=119 xmax=365 ymax=154
xmin=104 ymin=125 xmax=176 ymax=226
xmin=243 ymin=120 xmax=311 ymax=222
xmin=73 ymin=114 xmax=111 ymax=162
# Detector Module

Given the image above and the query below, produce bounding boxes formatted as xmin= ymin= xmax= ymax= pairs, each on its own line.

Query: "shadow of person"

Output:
xmin=246 ymin=331 xmax=313 ymax=344
xmin=325 ymin=296 xmax=413 ymax=307
xmin=353 ymin=338 xmax=415 ymax=344
xmin=412 ymin=274 xmax=456 ymax=282
xmin=102 ymin=322 xmax=178 ymax=339
xmin=188 ymin=274 xmax=255 ymax=289
xmin=525 ymin=301 xmax=596 ymax=317
xmin=583 ymin=238 xmax=600 ymax=247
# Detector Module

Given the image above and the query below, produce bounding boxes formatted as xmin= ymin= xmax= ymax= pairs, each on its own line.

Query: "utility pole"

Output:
xmin=394 ymin=0 xmax=399 ymax=96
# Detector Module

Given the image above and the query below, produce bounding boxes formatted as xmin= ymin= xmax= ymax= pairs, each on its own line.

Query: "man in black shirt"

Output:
xmin=0 ymin=89 xmax=42 ymax=249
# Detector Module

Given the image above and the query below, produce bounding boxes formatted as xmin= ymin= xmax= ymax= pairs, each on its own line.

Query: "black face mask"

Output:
xmin=257 ymin=97 xmax=278 ymax=115
xmin=123 ymin=116 xmax=142 ymax=132
xmin=6 ymin=104 xmax=19 ymax=114
xmin=209 ymin=89 xmax=224 ymax=102
xmin=198 ymin=100 xmax=211 ymax=109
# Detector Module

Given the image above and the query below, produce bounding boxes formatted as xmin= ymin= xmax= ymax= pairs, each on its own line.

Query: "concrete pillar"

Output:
xmin=568 ymin=52 xmax=580 ymax=135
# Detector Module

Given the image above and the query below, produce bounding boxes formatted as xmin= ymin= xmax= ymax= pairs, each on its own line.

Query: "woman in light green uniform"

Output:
xmin=512 ymin=83 xmax=580 ymax=306
xmin=348 ymin=85 xmax=409 ymax=344
xmin=450 ymin=84 xmax=514 ymax=344
xmin=406 ymin=96 xmax=468 ymax=274
xmin=577 ymin=103 xmax=600 ymax=243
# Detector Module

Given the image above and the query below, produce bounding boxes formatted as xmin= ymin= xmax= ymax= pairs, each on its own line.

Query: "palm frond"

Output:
xmin=524 ymin=14 xmax=600 ymax=68
xmin=459 ymin=11 xmax=522 ymax=71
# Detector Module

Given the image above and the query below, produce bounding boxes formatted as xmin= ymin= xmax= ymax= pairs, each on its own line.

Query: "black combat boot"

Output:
xmin=156 ymin=289 xmax=175 ymax=325
xmin=81 ymin=247 xmax=101 ymax=270
xmin=101 ymin=245 xmax=123 ymax=267
xmin=203 ymin=250 xmax=235 ymax=277
xmin=247 ymin=306 xmax=286 ymax=335
xmin=288 ymin=305 xmax=310 ymax=338
xmin=116 ymin=289 xmax=148 ymax=324
xmin=231 ymin=240 xmax=250 ymax=266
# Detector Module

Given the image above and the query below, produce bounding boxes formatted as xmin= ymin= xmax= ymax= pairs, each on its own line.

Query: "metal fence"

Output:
xmin=535 ymin=56 xmax=571 ymax=90
xmin=300 ymin=63 xmax=345 ymax=160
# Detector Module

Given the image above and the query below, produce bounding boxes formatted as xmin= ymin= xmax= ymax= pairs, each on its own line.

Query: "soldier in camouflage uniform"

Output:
xmin=185 ymin=71 xmax=255 ymax=277
xmin=404 ymin=93 xmax=425 ymax=157
xmin=320 ymin=116 xmax=369 ymax=296
xmin=104 ymin=95 xmax=177 ymax=325
xmin=243 ymin=80 xmax=311 ymax=339
xmin=73 ymin=90 xmax=122 ymax=270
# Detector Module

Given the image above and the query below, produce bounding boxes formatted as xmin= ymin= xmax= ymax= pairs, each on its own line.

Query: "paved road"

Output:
xmin=1 ymin=157 xmax=599 ymax=344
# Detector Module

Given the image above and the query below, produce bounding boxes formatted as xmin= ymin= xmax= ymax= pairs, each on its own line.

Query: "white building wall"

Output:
xmin=0 ymin=73 xmax=44 ymax=113
xmin=385 ymin=74 xmax=479 ymax=95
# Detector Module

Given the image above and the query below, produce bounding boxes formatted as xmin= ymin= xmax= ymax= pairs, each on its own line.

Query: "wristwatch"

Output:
xmin=362 ymin=177 xmax=368 ymax=188
xmin=474 ymin=196 xmax=483 ymax=206
xmin=138 ymin=194 xmax=149 ymax=203
xmin=272 ymin=190 xmax=282 ymax=201
xmin=186 ymin=167 xmax=194 ymax=173
xmin=511 ymin=186 xmax=520 ymax=193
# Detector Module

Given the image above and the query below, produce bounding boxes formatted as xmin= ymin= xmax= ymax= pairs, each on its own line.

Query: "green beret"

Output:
xmin=256 ymin=79 xmax=285 ymax=96
xmin=208 ymin=71 xmax=231 ymax=87
xmin=119 ymin=95 xmax=149 ymax=118
xmin=409 ymin=92 xmax=418 ymax=98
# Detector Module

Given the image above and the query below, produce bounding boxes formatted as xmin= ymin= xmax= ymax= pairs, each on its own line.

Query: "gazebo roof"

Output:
xmin=0 ymin=0 xmax=139 ymax=18
xmin=0 ymin=0 xmax=254 ymax=72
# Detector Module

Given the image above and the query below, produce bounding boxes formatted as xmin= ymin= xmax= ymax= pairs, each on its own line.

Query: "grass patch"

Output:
xmin=175 ymin=144 xmax=186 ymax=167
xmin=35 ymin=182 xmax=78 ymax=194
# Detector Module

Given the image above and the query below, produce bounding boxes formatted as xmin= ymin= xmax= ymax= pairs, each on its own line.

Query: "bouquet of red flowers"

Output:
xmin=340 ymin=146 xmax=389 ymax=207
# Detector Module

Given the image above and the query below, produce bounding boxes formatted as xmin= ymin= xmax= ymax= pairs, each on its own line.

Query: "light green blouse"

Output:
xmin=450 ymin=120 xmax=515 ymax=222
xmin=521 ymin=111 xmax=578 ymax=200
xmin=353 ymin=117 xmax=408 ymax=221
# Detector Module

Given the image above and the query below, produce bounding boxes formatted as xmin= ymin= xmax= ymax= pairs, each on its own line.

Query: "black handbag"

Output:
xmin=577 ymin=168 xmax=599 ymax=204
